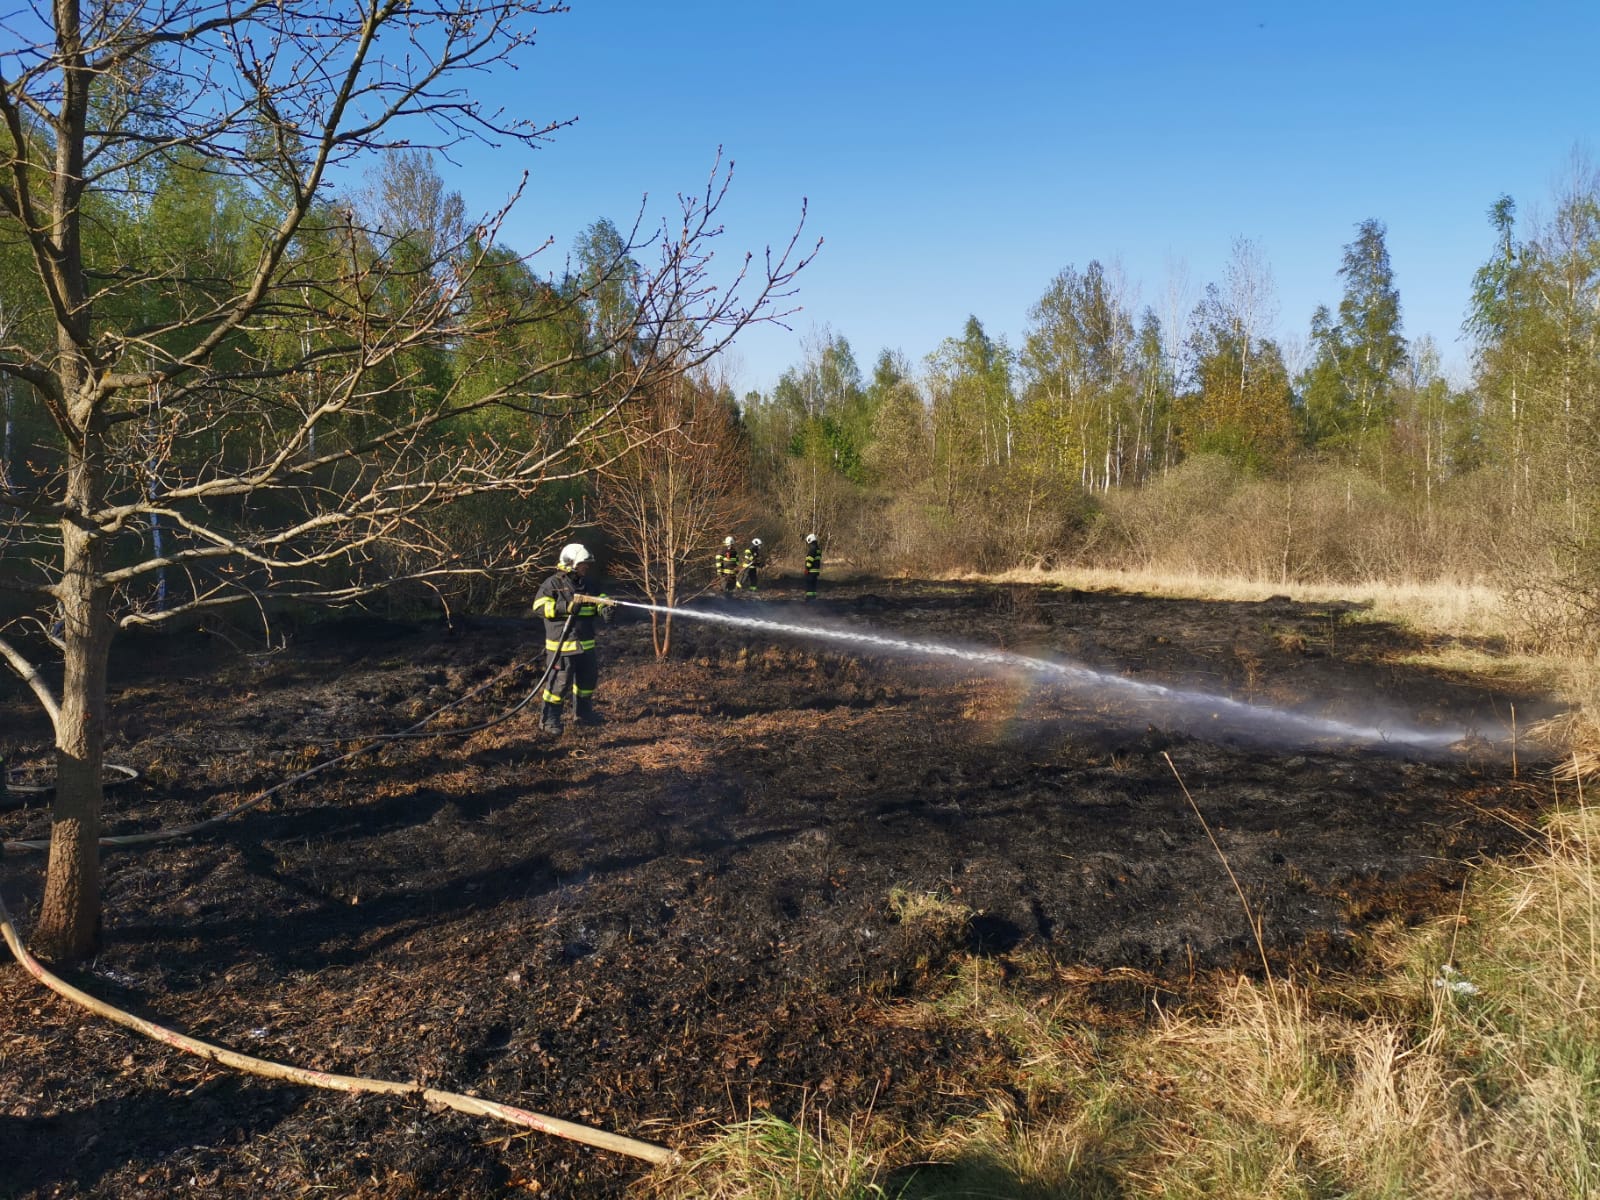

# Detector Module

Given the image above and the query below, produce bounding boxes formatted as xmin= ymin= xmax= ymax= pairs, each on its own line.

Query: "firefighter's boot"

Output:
xmin=575 ymin=696 xmax=606 ymax=727
xmin=539 ymin=702 xmax=564 ymax=735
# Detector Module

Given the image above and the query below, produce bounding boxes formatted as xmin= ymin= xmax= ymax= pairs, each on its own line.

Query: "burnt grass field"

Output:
xmin=0 ymin=577 xmax=1559 ymax=1197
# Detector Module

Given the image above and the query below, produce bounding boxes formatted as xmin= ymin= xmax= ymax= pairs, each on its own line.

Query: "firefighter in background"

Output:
xmin=802 ymin=532 xmax=822 ymax=602
xmin=532 ymin=542 xmax=612 ymax=735
xmin=737 ymin=537 xmax=765 ymax=592
xmin=714 ymin=535 xmax=739 ymax=593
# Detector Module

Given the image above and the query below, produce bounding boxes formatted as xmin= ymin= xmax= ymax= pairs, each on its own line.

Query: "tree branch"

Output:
xmin=0 ymin=631 xmax=61 ymax=733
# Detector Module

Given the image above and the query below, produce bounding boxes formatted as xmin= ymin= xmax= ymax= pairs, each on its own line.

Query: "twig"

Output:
xmin=1163 ymin=752 xmax=1274 ymax=985
xmin=1446 ymin=872 xmax=1470 ymax=970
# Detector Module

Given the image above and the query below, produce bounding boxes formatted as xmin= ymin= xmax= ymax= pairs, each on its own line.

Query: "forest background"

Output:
xmin=5 ymin=151 xmax=1600 ymax=648
xmin=728 ymin=182 xmax=1600 ymax=637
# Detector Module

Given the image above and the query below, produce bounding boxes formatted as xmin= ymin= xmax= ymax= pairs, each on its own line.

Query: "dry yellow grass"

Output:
xmin=885 ymin=886 xmax=972 ymax=928
xmin=984 ymin=565 xmax=1511 ymax=643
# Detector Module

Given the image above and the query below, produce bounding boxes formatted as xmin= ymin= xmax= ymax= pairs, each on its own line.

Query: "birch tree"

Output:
xmin=1179 ymin=240 xmax=1297 ymax=474
xmin=1019 ymin=260 xmax=1144 ymax=491
xmin=1300 ymin=219 xmax=1407 ymax=471
xmin=595 ymin=367 xmax=750 ymax=658
xmin=1469 ymin=168 xmax=1600 ymax=531
xmin=755 ymin=329 xmax=869 ymax=546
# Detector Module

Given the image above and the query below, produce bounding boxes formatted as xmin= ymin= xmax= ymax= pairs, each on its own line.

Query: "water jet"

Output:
xmin=609 ymin=598 xmax=1475 ymax=752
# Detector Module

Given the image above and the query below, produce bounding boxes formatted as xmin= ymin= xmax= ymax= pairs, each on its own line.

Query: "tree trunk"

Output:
xmin=29 ymin=0 xmax=109 ymax=963
xmin=34 ymin=445 xmax=112 ymax=962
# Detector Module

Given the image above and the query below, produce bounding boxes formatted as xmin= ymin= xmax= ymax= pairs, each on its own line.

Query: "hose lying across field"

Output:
xmin=2 ymin=762 xmax=140 ymax=804
xmin=0 ymin=891 xmax=675 ymax=1164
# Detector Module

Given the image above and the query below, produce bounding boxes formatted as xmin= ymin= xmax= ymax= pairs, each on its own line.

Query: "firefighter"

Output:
xmin=532 ymin=542 xmax=612 ymax=734
xmin=737 ymin=537 xmax=765 ymax=592
xmin=714 ymin=535 xmax=739 ymax=593
xmin=802 ymin=532 xmax=822 ymax=602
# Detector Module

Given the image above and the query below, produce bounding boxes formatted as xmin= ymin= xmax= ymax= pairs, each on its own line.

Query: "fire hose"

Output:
xmin=2 ymin=762 xmax=140 ymax=806
xmin=0 ymin=889 xmax=674 ymax=1164
xmin=0 ymin=610 xmax=677 ymax=1164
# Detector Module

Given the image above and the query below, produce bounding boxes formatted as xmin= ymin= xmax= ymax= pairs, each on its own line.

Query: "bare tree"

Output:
xmin=595 ymin=364 xmax=751 ymax=658
xmin=0 ymin=0 xmax=812 ymax=960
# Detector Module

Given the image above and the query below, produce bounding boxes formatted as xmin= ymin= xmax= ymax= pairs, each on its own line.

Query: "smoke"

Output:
xmin=614 ymin=599 xmax=1479 ymax=753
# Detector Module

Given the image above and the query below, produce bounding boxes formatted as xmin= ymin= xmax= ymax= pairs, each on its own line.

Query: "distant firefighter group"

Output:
xmin=713 ymin=532 xmax=821 ymax=601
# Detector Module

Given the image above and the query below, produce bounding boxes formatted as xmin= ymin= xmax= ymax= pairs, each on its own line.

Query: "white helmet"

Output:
xmin=559 ymin=542 xmax=593 ymax=568
xmin=806 ymin=532 xmax=818 ymax=543
xmin=723 ymin=536 xmax=734 ymax=547
xmin=751 ymin=537 xmax=762 ymax=548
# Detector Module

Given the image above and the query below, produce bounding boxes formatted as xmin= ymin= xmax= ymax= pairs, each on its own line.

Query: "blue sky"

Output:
xmin=445 ymin=1 xmax=1599 ymax=395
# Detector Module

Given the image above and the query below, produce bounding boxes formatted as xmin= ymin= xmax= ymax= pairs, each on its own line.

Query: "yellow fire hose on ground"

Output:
xmin=0 ymin=891 xmax=674 ymax=1164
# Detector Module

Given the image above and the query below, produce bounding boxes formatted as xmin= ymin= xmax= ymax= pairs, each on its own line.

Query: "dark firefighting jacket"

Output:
xmin=804 ymin=541 xmax=822 ymax=577
xmin=533 ymin=568 xmax=602 ymax=654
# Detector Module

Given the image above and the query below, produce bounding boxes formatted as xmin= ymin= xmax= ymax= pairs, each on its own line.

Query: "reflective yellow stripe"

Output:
xmin=543 ymin=689 xmax=564 ymax=704
xmin=545 ymin=638 xmax=583 ymax=653
xmin=575 ymin=686 xmax=596 ymax=697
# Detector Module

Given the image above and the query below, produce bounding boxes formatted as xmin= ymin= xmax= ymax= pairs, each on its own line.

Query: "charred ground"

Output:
xmin=0 ymin=579 xmax=1557 ymax=1197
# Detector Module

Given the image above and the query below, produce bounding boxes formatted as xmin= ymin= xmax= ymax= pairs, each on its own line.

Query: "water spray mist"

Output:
xmin=609 ymin=598 xmax=1474 ymax=752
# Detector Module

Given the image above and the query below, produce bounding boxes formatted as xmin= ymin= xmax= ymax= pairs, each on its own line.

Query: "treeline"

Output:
xmin=3 ymin=134 xmax=1596 ymax=645
xmin=0 ymin=144 xmax=632 ymax=469
xmin=733 ymin=169 xmax=1600 ymax=645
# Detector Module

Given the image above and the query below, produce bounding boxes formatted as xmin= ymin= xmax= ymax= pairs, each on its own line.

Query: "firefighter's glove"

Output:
xmin=598 ymin=594 xmax=615 ymax=622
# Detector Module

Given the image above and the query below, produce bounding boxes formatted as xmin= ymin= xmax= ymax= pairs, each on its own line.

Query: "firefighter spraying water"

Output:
xmin=533 ymin=543 xmax=615 ymax=735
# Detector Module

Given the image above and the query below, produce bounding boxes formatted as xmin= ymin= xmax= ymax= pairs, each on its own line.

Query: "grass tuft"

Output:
xmin=886 ymin=887 xmax=972 ymax=929
xmin=662 ymin=1110 xmax=902 ymax=1200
